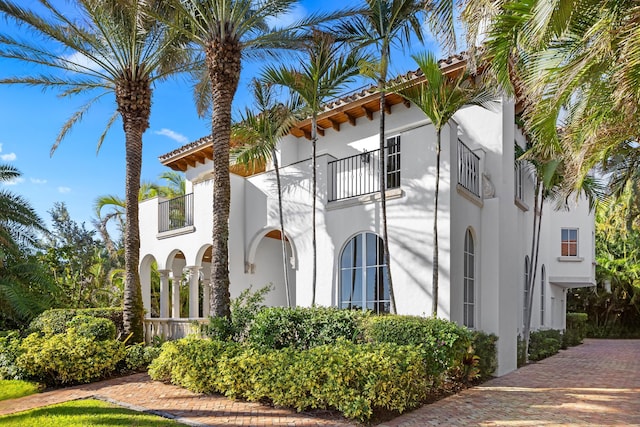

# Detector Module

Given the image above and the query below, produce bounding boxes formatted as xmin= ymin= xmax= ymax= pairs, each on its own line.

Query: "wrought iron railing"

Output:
xmin=457 ymin=140 xmax=480 ymax=197
xmin=328 ymin=139 xmax=401 ymax=202
xmin=158 ymin=193 xmax=194 ymax=232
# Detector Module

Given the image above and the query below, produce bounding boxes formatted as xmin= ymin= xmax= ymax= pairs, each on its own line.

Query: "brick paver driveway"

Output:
xmin=1 ymin=339 xmax=638 ymax=426
xmin=379 ymin=339 xmax=640 ymax=427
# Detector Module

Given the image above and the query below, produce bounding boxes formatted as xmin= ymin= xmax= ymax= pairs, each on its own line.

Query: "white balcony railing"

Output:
xmin=143 ymin=318 xmax=208 ymax=344
xmin=457 ymin=140 xmax=480 ymax=197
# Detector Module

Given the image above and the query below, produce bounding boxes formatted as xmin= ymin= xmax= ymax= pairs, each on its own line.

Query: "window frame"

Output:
xmin=540 ymin=265 xmax=546 ymax=326
xmin=463 ymin=229 xmax=475 ymax=328
xmin=524 ymin=255 xmax=530 ymax=326
xmin=385 ymin=135 xmax=401 ymax=190
xmin=561 ymin=228 xmax=579 ymax=257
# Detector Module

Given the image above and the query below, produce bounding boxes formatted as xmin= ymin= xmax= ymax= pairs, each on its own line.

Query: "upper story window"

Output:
xmin=524 ymin=255 xmax=530 ymax=325
xmin=386 ymin=135 xmax=401 ymax=189
xmin=514 ymin=160 xmax=525 ymax=204
xmin=463 ymin=229 xmax=475 ymax=328
xmin=561 ymin=228 xmax=579 ymax=257
xmin=540 ymin=265 xmax=546 ymax=326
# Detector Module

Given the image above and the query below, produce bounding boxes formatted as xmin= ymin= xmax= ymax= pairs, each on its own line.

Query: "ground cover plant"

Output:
xmin=0 ymin=398 xmax=184 ymax=426
xmin=0 ymin=380 xmax=41 ymax=401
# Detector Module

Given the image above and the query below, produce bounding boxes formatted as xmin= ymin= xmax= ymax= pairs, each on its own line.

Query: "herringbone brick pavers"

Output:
xmin=1 ymin=339 xmax=638 ymax=426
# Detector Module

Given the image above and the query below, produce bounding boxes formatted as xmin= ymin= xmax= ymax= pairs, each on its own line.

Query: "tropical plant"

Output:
xmin=0 ymin=0 xmax=190 ymax=342
xmin=232 ymin=79 xmax=299 ymax=307
xmin=395 ymin=52 xmax=496 ymax=316
xmin=338 ymin=0 xmax=427 ymax=314
xmin=262 ymin=30 xmax=366 ymax=305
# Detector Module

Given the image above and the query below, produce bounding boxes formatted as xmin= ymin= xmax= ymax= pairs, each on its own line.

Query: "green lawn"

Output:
xmin=0 ymin=380 xmax=41 ymax=401
xmin=0 ymin=399 xmax=185 ymax=426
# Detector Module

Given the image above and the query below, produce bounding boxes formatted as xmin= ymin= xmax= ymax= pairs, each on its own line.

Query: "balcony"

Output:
xmin=158 ymin=193 xmax=194 ymax=233
xmin=457 ymin=140 xmax=480 ymax=198
xmin=328 ymin=137 xmax=401 ymax=202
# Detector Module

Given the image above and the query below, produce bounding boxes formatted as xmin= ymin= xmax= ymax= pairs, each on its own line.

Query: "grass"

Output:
xmin=0 ymin=380 xmax=41 ymax=401
xmin=0 ymin=399 xmax=185 ymax=426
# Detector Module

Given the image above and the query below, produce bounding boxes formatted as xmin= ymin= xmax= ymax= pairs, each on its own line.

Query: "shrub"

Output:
xmin=150 ymin=337 xmax=428 ymax=422
xmin=528 ymin=329 xmax=562 ymax=361
xmin=247 ymin=306 xmax=365 ymax=350
xmin=16 ymin=330 xmax=125 ymax=385
xmin=470 ymin=331 xmax=498 ymax=380
xmin=67 ymin=315 xmax=116 ymax=341
xmin=361 ymin=315 xmax=471 ymax=379
xmin=564 ymin=312 xmax=588 ymax=347
xmin=29 ymin=308 xmax=123 ymax=338
xmin=123 ymin=343 xmax=162 ymax=372
xmin=517 ymin=335 xmax=526 ymax=367
xmin=0 ymin=331 xmax=26 ymax=380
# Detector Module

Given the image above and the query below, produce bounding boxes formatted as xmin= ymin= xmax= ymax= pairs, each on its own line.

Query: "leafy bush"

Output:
xmin=470 ymin=331 xmax=498 ymax=380
xmin=564 ymin=312 xmax=588 ymax=347
xmin=123 ymin=343 xmax=162 ymax=372
xmin=0 ymin=332 xmax=26 ymax=380
xmin=16 ymin=330 xmax=125 ymax=385
xmin=66 ymin=315 xmax=116 ymax=341
xmin=361 ymin=315 xmax=471 ymax=379
xmin=29 ymin=308 xmax=123 ymax=338
xmin=204 ymin=285 xmax=272 ymax=341
xmin=517 ymin=335 xmax=526 ymax=367
xmin=528 ymin=329 xmax=562 ymax=361
xmin=149 ymin=337 xmax=428 ymax=421
xmin=247 ymin=306 xmax=365 ymax=350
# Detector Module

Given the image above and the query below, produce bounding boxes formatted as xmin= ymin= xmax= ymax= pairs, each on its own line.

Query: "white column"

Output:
xmin=171 ymin=271 xmax=181 ymax=318
xmin=186 ymin=266 xmax=201 ymax=318
xmin=158 ymin=269 xmax=170 ymax=318
xmin=202 ymin=278 xmax=211 ymax=318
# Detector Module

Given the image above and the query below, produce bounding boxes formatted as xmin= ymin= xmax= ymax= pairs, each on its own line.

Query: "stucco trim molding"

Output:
xmin=326 ymin=188 xmax=404 ymax=210
xmin=157 ymin=225 xmax=196 ymax=240
xmin=456 ymin=184 xmax=484 ymax=208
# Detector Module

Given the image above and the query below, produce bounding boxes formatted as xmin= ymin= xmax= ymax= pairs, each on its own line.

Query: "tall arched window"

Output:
xmin=340 ymin=232 xmax=390 ymax=313
xmin=540 ymin=265 xmax=546 ymax=326
xmin=463 ymin=229 xmax=475 ymax=328
xmin=524 ymin=256 xmax=530 ymax=325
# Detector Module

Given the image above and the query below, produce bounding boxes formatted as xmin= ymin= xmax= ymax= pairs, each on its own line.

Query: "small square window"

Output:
xmin=561 ymin=228 xmax=578 ymax=257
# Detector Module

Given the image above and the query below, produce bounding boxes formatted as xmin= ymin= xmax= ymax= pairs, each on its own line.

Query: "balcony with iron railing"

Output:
xmin=158 ymin=193 xmax=194 ymax=233
xmin=328 ymin=138 xmax=401 ymax=202
xmin=457 ymin=140 xmax=480 ymax=198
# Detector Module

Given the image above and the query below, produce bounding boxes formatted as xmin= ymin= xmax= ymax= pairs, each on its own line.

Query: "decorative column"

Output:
xmin=186 ymin=266 xmax=201 ymax=318
xmin=158 ymin=269 xmax=170 ymax=318
xmin=171 ymin=271 xmax=181 ymax=318
xmin=202 ymin=278 xmax=211 ymax=318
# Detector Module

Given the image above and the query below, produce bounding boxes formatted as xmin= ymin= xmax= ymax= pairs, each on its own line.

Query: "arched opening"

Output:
xmin=139 ymin=254 xmax=158 ymax=318
xmin=339 ymin=232 xmax=389 ymax=314
xmin=252 ymin=230 xmax=295 ymax=307
xmin=463 ymin=229 xmax=475 ymax=328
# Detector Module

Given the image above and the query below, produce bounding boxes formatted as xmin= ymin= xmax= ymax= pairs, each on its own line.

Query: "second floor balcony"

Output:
xmin=158 ymin=193 xmax=194 ymax=233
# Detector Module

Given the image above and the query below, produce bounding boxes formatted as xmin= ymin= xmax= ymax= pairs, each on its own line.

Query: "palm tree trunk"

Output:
xmin=206 ymin=40 xmax=241 ymax=319
xmin=524 ymin=180 xmax=543 ymax=362
xmin=311 ymin=114 xmax=318 ymax=306
xmin=378 ymin=77 xmax=396 ymax=314
xmin=432 ymin=129 xmax=442 ymax=317
xmin=273 ymin=148 xmax=291 ymax=307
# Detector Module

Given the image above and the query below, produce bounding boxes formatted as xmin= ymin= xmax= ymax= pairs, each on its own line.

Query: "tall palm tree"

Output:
xmin=338 ymin=0 xmax=426 ymax=314
xmin=231 ymin=79 xmax=299 ymax=307
xmin=164 ymin=0 xmax=344 ymax=318
xmin=263 ymin=30 xmax=366 ymax=305
xmin=0 ymin=0 xmax=189 ymax=342
xmin=396 ymin=52 xmax=496 ymax=316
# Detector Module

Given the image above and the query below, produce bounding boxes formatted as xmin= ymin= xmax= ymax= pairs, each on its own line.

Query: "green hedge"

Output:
xmin=66 ymin=315 xmax=116 ymax=341
xmin=0 ymin=332 xmax=25 ymax=380
xmin=123 ymin=343 xmax=163 ymax=372
xmin=564 ymin=312 xmax=588 ymax=347
xmin=29 ymin=308 xmax=123 ymax=338
xmin=528 ymin=329 xmax=562 ymax=361
xmin=470 ymin=331 xmax=498 ymax=380
xmin=16 ymin=330 xmax=125 ymax=385
xmin=149 ymin=337 xmax=428 ymax=421
xmin=247 ymin=307 xmax=365 ymax=350
xmin=361 ymin=315 xmax=471 ymax=379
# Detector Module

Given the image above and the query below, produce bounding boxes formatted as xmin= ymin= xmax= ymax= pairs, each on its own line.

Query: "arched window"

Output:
xmin=524 ymin=256 xmax=530 ymax=325
xmin=463 ymin=229 xmax=475 ymax=328
xmin=340 ymin=232 xmax=390 ymax=313
xmin=540 ymin=265 xmax=546 ymax=326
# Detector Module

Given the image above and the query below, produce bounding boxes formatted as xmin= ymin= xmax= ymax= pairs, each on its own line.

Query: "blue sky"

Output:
xmin=0 ymin=0 xmax=442 ymax=232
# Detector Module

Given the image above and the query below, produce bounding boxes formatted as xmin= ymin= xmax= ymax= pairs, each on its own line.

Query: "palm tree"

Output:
xmin=338 ymin=0 xmax=426 ymax=314
xmin=0 ymin=0 xmax=189 ymax=342
xmin=231 ymin=79 xmax=299 ymax=307
xmin=396 ymin=52 xmax=496 ymax=316
xmin=164 ymin=0 xmax=345 ymax=318
xmin=262 ymin=30 xmax=366 ymax=305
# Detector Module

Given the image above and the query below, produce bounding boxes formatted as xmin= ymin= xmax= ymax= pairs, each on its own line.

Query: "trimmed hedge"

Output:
xmin=123 ymin=343 xmax=163 ymax=372
xmin=29 ymin=308 xmax=124 ymax=338
xmin=67 ymin=315 xmax=116 ymax=341
xmin=528 ymin=329 xmax=562 ymax=361
xmin=361 ymin=315 xmax=471 ymax=379
xmin=470 ymin=331 xmax=498 ymax=380
xmin=149 ymin=337 xmax=428 ymax=421
xmin=247 ymin=307 xmax=366 ymax=350
xmin=564 ymin=312 xmax=588 ymax=347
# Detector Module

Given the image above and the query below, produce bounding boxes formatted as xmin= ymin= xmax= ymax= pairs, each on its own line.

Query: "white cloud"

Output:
xmin=3 ymin=177 xmax=24 ymax=186
xmin=58 ymin=186 xmax=71 ymax=194
xmin=0 ymin=143 xmax=16 ymax=162
xmin=65 ymin=51 xmax=103 ymax=73
xmin=31 ymin=178 xmax=47 ymax=184
xmin=266 ymin=4 xmax=307 ymax=29
xmin=154 ymin=128 xmax=188 ymax=144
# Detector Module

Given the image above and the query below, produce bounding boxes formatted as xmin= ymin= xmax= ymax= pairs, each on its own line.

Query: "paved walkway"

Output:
xmin=1 ymin=339 xmax=638 ymax=426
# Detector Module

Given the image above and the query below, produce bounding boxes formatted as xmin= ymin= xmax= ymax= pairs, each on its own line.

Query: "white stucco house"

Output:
xmin=138 ymin=54 xmax=596 ymax=376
